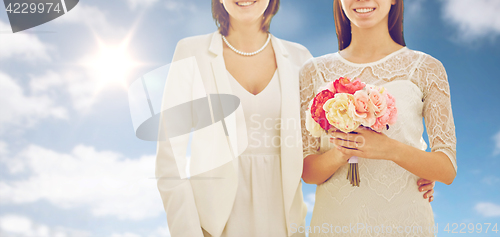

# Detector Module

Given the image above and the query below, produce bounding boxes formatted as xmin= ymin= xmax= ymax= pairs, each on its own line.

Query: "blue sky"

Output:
xmin=0 ymin=0 xmax=499 ymax=236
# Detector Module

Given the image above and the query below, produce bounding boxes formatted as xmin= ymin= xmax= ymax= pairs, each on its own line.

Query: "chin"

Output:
xmin=351 ymin=19 xmax=386 ymax=30
xmin=232 ymin=15 xmax=263 ymax=25
xmin=352 ymin=23 xmax=377 ymax=29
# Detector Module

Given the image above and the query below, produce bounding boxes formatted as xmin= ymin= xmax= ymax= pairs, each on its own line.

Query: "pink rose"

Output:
xmin=385 ymin=92 xmax=396 ymax=108
xmin=371 ymin=117 xmax=386 ymax=132
xmin=319 ymin=81 xmax=336 ymax=94
xmin=384 ymin=92 xmax=398 ymax=125
xmin=376 ymin=109 xmax=390 ymax=125
xmin=369 ymin=91 xmax=398 ymax=132
xmin=369 ymin=88 xmax=387 ymax=117
xmin=378 ymin=106 xmax=398 ymax=125
xmin=350 ymin=90 xmax=376 ymax=127
xmin=333 ymin=77 xmax=366 ymax=94
xmin=372 ymin=108 xmax=397 ymax=132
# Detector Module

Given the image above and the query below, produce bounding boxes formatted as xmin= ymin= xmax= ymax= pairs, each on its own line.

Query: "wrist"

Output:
xmin=387 ymin=138 xmax=404 ymax=163
xmin=330 ymin=146 xmax=348 ymax=166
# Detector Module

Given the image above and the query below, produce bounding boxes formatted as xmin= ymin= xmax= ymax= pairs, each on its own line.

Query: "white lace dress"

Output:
xmin=299 ymin=47 xmax=457 ymax=237
xmin=220 ymin=70 xmax=288 ymax=237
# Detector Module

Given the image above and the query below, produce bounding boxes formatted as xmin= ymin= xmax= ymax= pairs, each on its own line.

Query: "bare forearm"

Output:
xmin=391 ymin=141 xmax=456 ymax=185
xmin=302 ymin=149 xmax=346 ymax=185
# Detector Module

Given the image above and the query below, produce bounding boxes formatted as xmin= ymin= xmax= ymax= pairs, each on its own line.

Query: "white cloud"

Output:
xmin=0 ymin=141 xmax=7 ymax=156
xmin=0 ymin=72 xmax=67 ymax=133
xmin=304 ymin=193 xmax=315 ymax=213
xmin=0 ymin=214 xmax=90 ymax=237
xmin=475 ymin=202 xmax=500 ymax=217
xmin=56 ymin=4 xmax=125 ymax=36
xmin=148 ymin=226 xmax=171 ymax=237
xmin=0 ymin=67 xmax=106 ymax=133
xmin=482 ymin=175 xmax=500 ymax=185
xmin=126 ymin=0 xmax=159 ymax=10
xmin=123 ymin=0 xmax=198 ymax=12
xmin=0 ymin=144 xmax=163 ymax=221
xmin=29 ymin=58 xmax=138 ymax=113
xmin=111 ymin=233 xmax=142 ymax=237
xmin=442 ymin=0 xmax=500 ymax=42
xmin=406 ymin=0 xmax=425 ymax=20
xmin=493 ymin=130 xmax=500 ymax=156
xmin=0 ymin=215 xmax=33 ymax=235
xmin=0 ymin=20 xmax=51 ymax=61
xmin=164 ymin=0 xmax=197 ymax=12
xmin=111 ymin=226 xmax=170 ymax=237
xmin=29 ymin=71 xmax=67 ymax=93
xmin=29 ymin=70 xmax=100 ymax=112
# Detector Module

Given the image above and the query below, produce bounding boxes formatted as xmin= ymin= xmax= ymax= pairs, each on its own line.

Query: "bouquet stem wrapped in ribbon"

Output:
xmin=305 ymin=77 xmax=398 ymax=187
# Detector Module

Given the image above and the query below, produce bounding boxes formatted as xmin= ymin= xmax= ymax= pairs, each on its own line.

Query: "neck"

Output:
xmin=345 ymin=18 xmax=401 ymax=58
xmin=225 ymin=19 xmax=268 ymax=52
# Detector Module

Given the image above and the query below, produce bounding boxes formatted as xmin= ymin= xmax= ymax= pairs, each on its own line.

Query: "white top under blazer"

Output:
xmin=222 ymin=70 xmax=287 ymax=236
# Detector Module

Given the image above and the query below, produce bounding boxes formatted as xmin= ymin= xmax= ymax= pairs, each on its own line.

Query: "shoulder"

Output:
xmin=406 ymin=48 xmax=447 ymax=72
xmin=171 ymin=32 xmax=217 ymax=61
xmin=298 ymin=54 xmax=336 ymax=85
xmin=406 ymin=49 xmax=449 ymax=93
xmin=300 ymin=53 xmax=336 ymax=73
xmin=176 ymin=33 xmax=213 ymax=46
xmin=175 ymin=32 xmax=213 ymax=51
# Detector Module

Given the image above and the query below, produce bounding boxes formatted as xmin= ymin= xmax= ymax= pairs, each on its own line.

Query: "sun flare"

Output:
xmin=86 ymin=40 xmax=137 ymax=90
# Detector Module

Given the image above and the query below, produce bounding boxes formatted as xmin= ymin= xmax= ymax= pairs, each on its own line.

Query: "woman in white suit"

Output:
xmin=155 ymin=0 xmax=435 ymax=236
xmin=156 ymin=1 xmax=311 ymax=236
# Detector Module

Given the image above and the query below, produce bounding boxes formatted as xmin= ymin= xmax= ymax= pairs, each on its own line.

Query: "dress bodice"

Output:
xmin=299 ymin=47 xmax=457 ymax=236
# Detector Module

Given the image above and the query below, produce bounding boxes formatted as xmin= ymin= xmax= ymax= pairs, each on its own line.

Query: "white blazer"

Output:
xmin=156 ymin=31 xmax=313 ymax=237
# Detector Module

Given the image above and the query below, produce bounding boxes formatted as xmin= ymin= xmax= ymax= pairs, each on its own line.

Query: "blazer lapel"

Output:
xmin=273 ymin=35 xmax=304 ymax=234
xmin=204 ymin=31 xmax=248 ymax=237
xmin=209 ymin=32 xmax=248 ymax=171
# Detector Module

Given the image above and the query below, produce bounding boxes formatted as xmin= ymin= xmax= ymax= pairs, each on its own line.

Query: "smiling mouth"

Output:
xmin=354 ymin=8 xmax=375 ymax=13
xmin=236 ymin=1 xmax=256 ymax=6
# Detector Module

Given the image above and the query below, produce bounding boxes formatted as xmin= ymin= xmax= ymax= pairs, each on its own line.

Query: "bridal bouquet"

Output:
xmin=305 ymin=77 xmax=398 ymax=187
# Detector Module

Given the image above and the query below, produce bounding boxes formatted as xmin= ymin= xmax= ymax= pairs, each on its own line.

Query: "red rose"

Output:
xmin=310 ymin=90 xmax=335 ymax=131
xmin=333 ymin=77 xmax=366 ymax=94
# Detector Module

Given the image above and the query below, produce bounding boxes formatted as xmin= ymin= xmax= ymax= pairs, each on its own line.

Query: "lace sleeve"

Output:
xmin=418 ymin=55 xmax=457 ymax=172
xmin=299 ymin=58 xmax=322 ymax=159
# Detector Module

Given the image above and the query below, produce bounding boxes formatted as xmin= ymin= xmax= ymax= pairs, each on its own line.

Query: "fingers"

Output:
xmin=419 ymin=183 xmax=434 ymax=192
xmin=329 ymin=131 xmax=344 ymax=140
xmin=423 ymin=189 xmax=434 ymax=199
xmin=417 ymin=178 xmax=433 ymax=186
xmin=353 ymin=126 xmax=367 ymax=133
xmin=418 ymin=179 xmax=436 ymax=203
xmin=424 ymin=190 xmax=434 ymax=203
xmin=330 ymin=131 xmax=359 ymax=142
xmin=329 ymin=135 xmax=358 ymax=148
xmin=328 ymin=128 xmax=340 ymax=133
xmin=335 ymin=144 xmax=364 ymax=157
xmin=419 ymin=180 xmax=435 ymax=202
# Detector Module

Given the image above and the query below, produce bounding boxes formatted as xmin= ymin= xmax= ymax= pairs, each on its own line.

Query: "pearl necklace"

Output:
xmin=222 ymin=34 xmax=271 ymax=56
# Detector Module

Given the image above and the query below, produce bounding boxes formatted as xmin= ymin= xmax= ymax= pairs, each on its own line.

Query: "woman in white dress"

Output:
xmin=300 ymin=0 xmax=456 ymax=236
xmin=156 ymin=0 xmax=437 ymax=236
